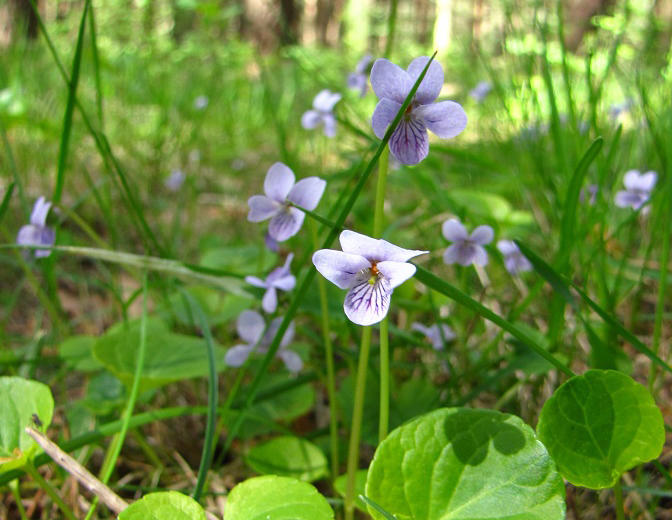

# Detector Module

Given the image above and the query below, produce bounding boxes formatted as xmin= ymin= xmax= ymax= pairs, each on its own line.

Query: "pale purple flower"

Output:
xmin=312 ymin=230 xmax=427 ymax=326
xmin=411 ymin=322 xmax=456 ymax=350
xmin=469 ymin=80 xmax=492 ymax=102
xmin=347 ymin=54 xmax=372 ymax=98
xmin=245 ymin=253 xmax=296 ymax=313
xmin=194 ymin=95 xmax=209 ymax=110
xmin=442 ymin=219 xmax=493 ymax=267
xmin=301 ymin=89 xmax=342 ymax=138
xmin=164 ymin=169 xmax=185 ymax=191
xmin=497 ymin=240 xmax=532 ymax=275
xmin=247 ymin=162 xmax=326 ymax=242
xmin=264 ymin=232 xmax=280 ymax=252
xmin=17 ymin=197 xmax=55 ymax=258
xmin=579 ymin=184 xmax=598 ymax=205
xmin=614 ymin=170 xmax=657 ymax=210
xmin=225 ymin=310 xmax=302 ymax=373
xmin=370 ymin=56 xmax=467 ymax=165
xmin=609 ymin=98 xmax=634 ymax=120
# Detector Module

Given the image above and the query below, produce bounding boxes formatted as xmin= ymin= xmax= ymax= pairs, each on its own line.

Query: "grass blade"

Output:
xmin=0 ymin=182 xmax=15 ymax=224
xmin=359 ymin=495 xmax=397 ymax=520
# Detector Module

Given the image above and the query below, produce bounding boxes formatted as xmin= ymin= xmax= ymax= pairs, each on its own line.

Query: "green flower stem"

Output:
xmin=10 ymin=480 xmax=28 ymax=520
xmin=23 ymin=461 xmax=77 ymax=520
xmin=311 ymin=220 xmax=339 ymax=483
xmin=344 ymin=326 xmax=372 ymax=520
xmin=614 ymin=478 xmax=625 ymax=520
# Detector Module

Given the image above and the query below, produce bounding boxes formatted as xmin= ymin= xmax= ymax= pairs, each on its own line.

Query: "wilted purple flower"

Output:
xmin=301 ymin=89 xmax=342 ymax=138
xmin=248 ymin=162 xmax=326 ymax=242
xmin=469 ymin=81 xmax=492 ymax=102
xmin=370 ymin=56 xmax=467 ymax=165
xmin=347 ymin=54 xmax=372 ymax=98
xmin=164 ymin=169 xmax=185 ymax=191
xmin=246 ymin=253 xmax=296 ymax=313
xmin=411 ymin=322 xmax=456 ymax=350
xmin=614 ymin=170 xmax=657 ymax=210
xmin=442 ymin=219 xmax=493 ymax=267
xmin=194 ymin=95 xmax=209 ymax=110
xmin=17 ymin=197 xmax=55 ymax=258
xmin=225 ymin=310 xmax=302 ymax=373
xmin=313 ymin=230 xmax=427 ymax=326
xmin=497 ymin=240 xmax=532 ymax=275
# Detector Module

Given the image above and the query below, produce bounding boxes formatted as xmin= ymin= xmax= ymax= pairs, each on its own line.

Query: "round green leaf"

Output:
xmin=536 ymin=369 xmax=664 ymax=489
xmin=226 ymin=475 xmax=334 ymax=520
xmin=245 ymin=436 xmax=328 ymax=482
xmin=0 ymin=377 xmax=54 ymax=473
xmin=365 ymin=407 xmax=565 ymax=520
xmin=118 ymin=491 xmax=205 ymax=520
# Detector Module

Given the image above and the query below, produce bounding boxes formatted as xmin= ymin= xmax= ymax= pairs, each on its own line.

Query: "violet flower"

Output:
xmin=313 ymin=230 xmax=427 ymax=326
xmin=469 ymin=81 xmax=492 ymax=102
xmin=614 ymin=170 xmax=657 ymax=210
xmin=442 ymin=219 xmax=493 ymax=267
xmin=225 ymin=310 xmax=302 ymax=373
xmin=264 ymin=231 xmax=280 ymax=253
xmin=164 ymin=169 xmax=185 ymax=191
xmin=608 ymin=98 xmax=633 ymax=120
xmin=497 ymin=240 xmax=532 ymax=275
xmin=17 ymin=197 xmax=55 ymax=258
xmin=246 ymin=253 xmax=296 ymax=313
xmin=248 ymin=162 xmax=326 ymax=242
xmin=347 ymin=54 xmax=372 ymax=98
xmin=579 ymin=184 xmax=598 ymax=205
xmin=194 ymin=95 xmax=209 ymax=110
xmin=411 ymin=322 xmax=456 ymax=350
xmin=370 ymin=56 xmax=467 ymax=165
xmin=301 ymin=89 xmax=342 ymax=138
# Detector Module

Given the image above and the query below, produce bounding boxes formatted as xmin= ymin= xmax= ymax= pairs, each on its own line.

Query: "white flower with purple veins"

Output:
xmin=411 ymin=322 xmax=456 ymax=350
xmin=164 ymin=169 xmax=185 ymax=191
xmin=248 ymin=162 xmax=326 ymax=242
xmin=313 ymin=230 xmax=427 ymax=326
xmin=370 ymin=56 xmax=467 ymax=165
xmin=301 ymin=89 xmax=342 ymax=138
xmin=347 ymin=54 xmax=372 ymax=98
xmin=17 ymin=197 xmax=55 ymax=258
xmin=442 ymin=219 xmax=493 ymax=267
xmin=615 ymin=170 xmax=657 ymax=210
xmin=246 ymin=253 xmax=296 ymax=314
xmin=469 ymin=81 xmax=492 ymax=102
xmin=225 ymin=310 xmax=302 ymax=373
xmin=194 ymin=95 xmax=209 ymax=110
xmin=497 ymin=240 xmax=532 ymax=275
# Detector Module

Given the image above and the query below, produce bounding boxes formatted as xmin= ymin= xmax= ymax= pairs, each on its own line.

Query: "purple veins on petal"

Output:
xmin=389 ymin=118 xmax=429 ymax=165
xmin=415 ymin=101 xmax=468 ymax=139
xmin=269 ymin=207 xmax=305 ymax=241
xmin=344 ymin=273 xmax=392 ymax=326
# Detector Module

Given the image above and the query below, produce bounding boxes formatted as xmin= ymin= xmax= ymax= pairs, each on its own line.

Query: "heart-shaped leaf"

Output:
xmin=245 ymin=436 xmax=327 ymax=482
xmin=225 ymin=475 xmax=333 ymax=520
xmin=365 ymin=407 xmax=565 ymax=520
xmin=536 ymin=369 xmax=664 ymax=488
xmin=117 ymin=491 xmax=205 ymax=520
xmin=0 ymin=377 xmax=54 ymax=473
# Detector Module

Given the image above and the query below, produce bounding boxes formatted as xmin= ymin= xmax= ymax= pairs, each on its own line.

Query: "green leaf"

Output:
xmin=225 ymin=475 xmax=334 ymax=520
xmin=334 ymin=470 xmax=368 ymax=513
xmin=245 ymin=436 xmax=328 ymax=482
xmin=117 ymin=491 xmax=205 ymax=520
xmin=365 ymin=407 xmax=565 ymax=520
xmin=0 ymin=377 xmax=54 ymax=473
xmin=93 ymin=318 xmax=227 ymax=391
xmin=536 ymin=369 xmax=665 ymax=489
xmin=59 ymin=335 xmax=103 ymax=372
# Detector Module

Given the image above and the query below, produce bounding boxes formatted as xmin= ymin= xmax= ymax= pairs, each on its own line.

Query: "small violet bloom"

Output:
xmin=225 ymin=310 xmax=302 ymax=373
xmin=194 ymin=95 xmax=209 ymax=110
xmin=246 ymin=253 xmax=296 ymax=314
xmin=497 ymin=240 xmax=532 ymax=275
xmin=442 ymin=219 xmax=493 ymax=267
xmin=313 ymin=230 xmax=427 ymax=326
xmin=247 ymin=162 xmax=326 ymax=242
xmin=411 ymin=322 xmax=456 ymax=350
xmin=347 ymin=54 xmax=372 ymax=98
xmin=164 ymin=169 xmax=185 ymax=191
xmin=469 ymin=80 xmax=492 ymax=102
xmin=264 ymin=231 xmax=280 ymax=253
xmin=579 ymin=184 xmax=598 ymax=205
xmin=371 ymin=56 xmax=467 ymax=165
xmin=17 ymin=197 xmax=55 ymax=258
xmin=614 ymin=170 xmax=657 ymax=210
xmin=609 ymin=98 xmax=634 ymax=120
xmin=301 ymin=89 xmax=342 ymax=138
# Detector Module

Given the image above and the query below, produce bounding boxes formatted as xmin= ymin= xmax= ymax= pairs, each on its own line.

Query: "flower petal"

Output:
xmin=271 ymin=274 xmax=296 ymax=291
xmin=237 ymin=310 xmax=265 ymax=344
xmin=615 ymin=190 xmax=645 ymax=209
xmin=263 ymin=318 xmax=295 ymax=348
xmin=411 ymin=322 xmax=432 ymax=336
xmin=287 ymin=177 xmax=326 ymax=211
xmin=470 ymin=225 xmax=494 ymax=245
xmin=370 ymin=58 xmax=411 ymax=104
xmin=312 ymin=249 xmax=369 ymax=289
xmin=406 ymin=56 xmax=444 ymax=105
xmin=472 ymin=245 xmax=489 ymax=266
xmin=344 ymin=275 xmax=391 ymax=326
xmin=269 ymin=207 xmax=305 ymax=241
xmin=30 ymin=197 xmax=51 ymax=227
xmin=376 ymin=260 xmax=417 ymax=289
xmin=497 ymin=240 xmax=519 ymax=255
xmin=339 ymin=230 xmax=427 ymax=263
xmin=444 ymin=243 xmax=480 ymax=266
xmin=415 ymin=100 xmax=467 ymax=139
xmin=313 ymin=89 xmax=341 ymax=112
xmin=355 ymin=54 xmax=372 ymax=74
xmin=301 ymin=110 xmax=322 ymax=130
xmin=624 ymin=170 xmax=657 ymax=192
xmin=225 ymin=345 xmax=254 ymax=367
xmin=245 ymin=275 xmax=267 ymax=289
xmin=264 ymin=162 xmax=295 ymax=202
xmin=389 ymin=118 xmax=429 ymax=165
xmin=322 ymin=113 xmax=337 ymax=138
xmin=371 ymin=98 xmax=402 ymax=140
xmin=248 ymin=195 xmax=281 ymax=222
xmin=262 ymin=287 xmax=278 ymax=313
xmin=442 ymin=219 xmax=468 ymax=242
xmin=278 ymin=349 xmax=303 ymax=373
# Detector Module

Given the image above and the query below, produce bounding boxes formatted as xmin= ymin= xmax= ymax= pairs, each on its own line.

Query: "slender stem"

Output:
xmin=383 ymin=0 xmax=398 ymax=58
xmin=10 ymin=480 xmax=28 ymax=520
xmin=344 ymin=327 xmax=372 ymax=520
xmin=311 ymin=221 xmax=339 ymax=483
xmin=614 ymin=478 xmax=626 ymax=520
xmin=23 ymin=462 xmax=77 ymax=520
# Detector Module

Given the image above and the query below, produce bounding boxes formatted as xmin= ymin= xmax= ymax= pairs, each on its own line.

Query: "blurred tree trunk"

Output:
xmin=171 ymin=0 xmax=197 ymax=43
xmin=9 ymin=0 xmax=39 ymax=40
xmin=565 ymin=0 xmax=616 ymax=51
xmin=416 ymin=0 xmax=431 ymax=45
xmin=279 ymin=0 xmax=301 ymax=44
xmin=315 ymin=0 xmax=344 ymax=45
